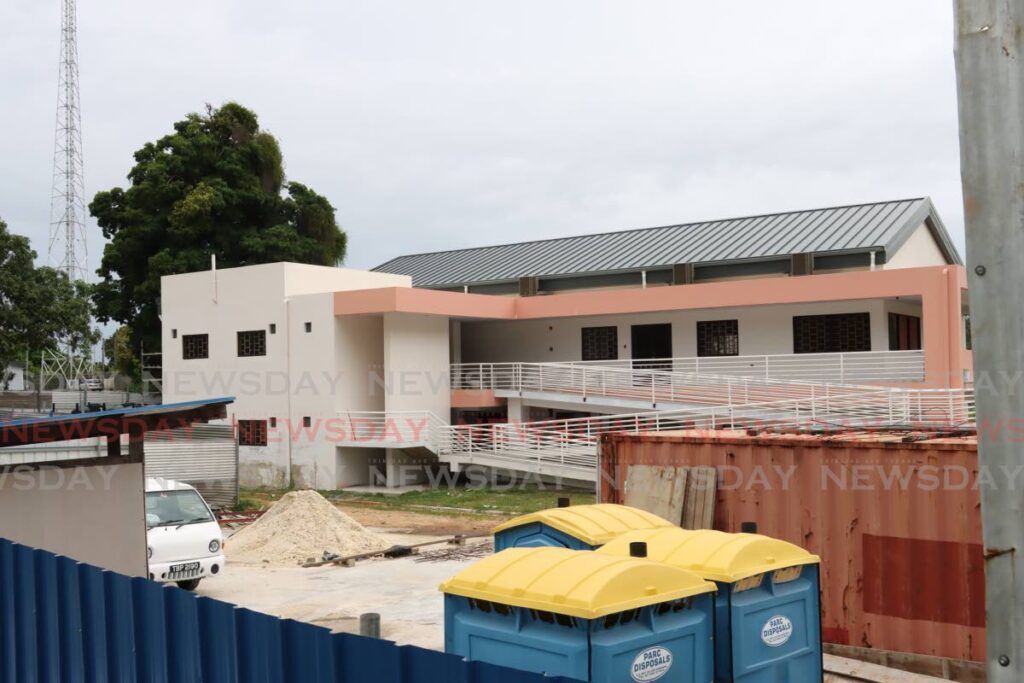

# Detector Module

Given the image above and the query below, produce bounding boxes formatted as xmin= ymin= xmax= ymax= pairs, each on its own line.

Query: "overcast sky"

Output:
xmin=0 ymin=1 xmax=965 ymax=275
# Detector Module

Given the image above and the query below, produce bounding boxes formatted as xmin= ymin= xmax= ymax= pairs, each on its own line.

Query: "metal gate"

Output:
xmin=144 ymin=424 xmax=238 ymax=508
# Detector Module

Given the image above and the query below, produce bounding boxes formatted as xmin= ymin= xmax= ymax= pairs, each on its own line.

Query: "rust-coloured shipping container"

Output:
xmin=599 ymin=429 xmax=984 ymax=664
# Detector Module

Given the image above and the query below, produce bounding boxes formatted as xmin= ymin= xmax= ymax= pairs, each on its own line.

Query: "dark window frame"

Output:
xmin=238 ymin=419 xmax=268 ymax=447
xmin=581 ymin=326 xmax=618 ymax=361
xmin=888 ymin=313 xmax=922 ymax=351
xmin=237 ymin=329 xmax=267 ymax=357
xmin=696 ymin=319 xmax=739 ymax=357
xmin=182 ymin=333 xmax=209 ymax=360
xmin=793 ymin=313 xmax=871 ymax=354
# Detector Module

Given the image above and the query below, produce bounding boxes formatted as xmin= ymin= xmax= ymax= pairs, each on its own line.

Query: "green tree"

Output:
xmin=102 ymin=325 xmax=141 ymax=386
xmin=0 ymin=218 xmax=98 ymax=375
xmin=90 ymin=102 xmax=347 ymax=351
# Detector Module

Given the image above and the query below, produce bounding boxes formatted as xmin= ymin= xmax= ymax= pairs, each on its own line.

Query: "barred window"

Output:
xmin=793 ymin=313 xmax=871 ymax=353
xmin=237 ymin=330 xmax=267 ymax=357
xmin=238 ymin=419 xmax=268 ymax=447
xmin=581 ymin=326 xmax=618 ymax=361
xmin=696 ymin=320 xmax=739 ymax=357
xmin=182 ymin=334 xmax=209 ymax=360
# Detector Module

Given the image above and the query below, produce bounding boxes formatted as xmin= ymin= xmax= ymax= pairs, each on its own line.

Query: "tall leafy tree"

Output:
xmin=90 ymin=102 xmax=347 ymax=352
xmin=0 ymin=218 xmax=98 ymax=375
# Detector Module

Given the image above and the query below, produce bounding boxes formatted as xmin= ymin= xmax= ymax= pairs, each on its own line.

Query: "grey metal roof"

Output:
xmin=373 ymin=197 xmax=962 ymax=288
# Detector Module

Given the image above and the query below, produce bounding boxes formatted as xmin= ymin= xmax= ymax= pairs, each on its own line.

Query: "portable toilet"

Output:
xmin=492 ymin=503 xmax=674 ymax=551
xmin=598 ymin=528 xmax=821 ymax=682
xmin=441 ymin=546 xmax=717 ymax=682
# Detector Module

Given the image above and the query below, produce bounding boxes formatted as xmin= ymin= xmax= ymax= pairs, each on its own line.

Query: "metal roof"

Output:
xmin=373 ymin=197 xmax=961 ymax=288
xmin=0 ymin=397 xmax=235 ymax=448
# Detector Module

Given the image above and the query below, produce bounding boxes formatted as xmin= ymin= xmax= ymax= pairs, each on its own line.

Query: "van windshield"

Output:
xmin=146 ymin=489 xmax=214 ymax=528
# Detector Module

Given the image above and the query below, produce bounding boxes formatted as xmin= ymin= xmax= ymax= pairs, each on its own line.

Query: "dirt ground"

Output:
xmin=205 ymin=504 xmax=503 ymax=651
xmin=333 ymin=501 xmax=508 ymax=536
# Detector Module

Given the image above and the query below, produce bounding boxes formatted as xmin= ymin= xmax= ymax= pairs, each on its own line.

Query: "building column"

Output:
xmin=921 ymin=267 xmax=968 ymax=388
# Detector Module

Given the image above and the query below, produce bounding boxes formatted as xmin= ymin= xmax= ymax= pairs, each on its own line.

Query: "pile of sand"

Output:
xmin=227 ymin=490 xmax=391 ymax=566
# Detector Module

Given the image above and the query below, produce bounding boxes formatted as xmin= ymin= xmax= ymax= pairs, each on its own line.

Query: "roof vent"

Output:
xmin=629 ymin=541 xmax=648 ymax=558
xmin=519 ymin=276 xmax=539 ymax=297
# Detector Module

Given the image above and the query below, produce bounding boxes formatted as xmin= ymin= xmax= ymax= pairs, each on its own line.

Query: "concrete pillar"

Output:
xmin=921 ymin=267 xmax=968 ymax=388
xmin=506 ymin=397 xmax=527 ymax=425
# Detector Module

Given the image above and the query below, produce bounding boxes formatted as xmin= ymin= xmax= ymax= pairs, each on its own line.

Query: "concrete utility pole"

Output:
xmin=953 ymin=0 xmax=1024 ymax=679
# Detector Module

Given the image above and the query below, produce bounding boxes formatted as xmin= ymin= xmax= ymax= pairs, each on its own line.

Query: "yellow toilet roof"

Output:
xmin=492 ymin=504 xmax=674 ymax=546
xmin=440 ymin=547 xmax=716 ymax=619
xmin=597 ymin=528 xmax=820 ymax=583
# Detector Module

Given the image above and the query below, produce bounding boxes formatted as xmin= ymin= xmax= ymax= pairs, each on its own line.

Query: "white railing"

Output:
xmin=451 ymin=350 xmax=925 ymax=389
xmin=450 ymin=360 xmax=888 ymax=410
xmin=334 ymin=383 xmax=972 ymax=481
xmin=334 ymin=410 xmax=448 ymax=451
xmin=435 ymin=387 xmax=975 ymax=481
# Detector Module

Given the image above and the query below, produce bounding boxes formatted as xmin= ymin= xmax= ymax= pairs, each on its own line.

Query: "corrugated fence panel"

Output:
xmin=0 ymin=537 xmax=582 ymax=683
xmin=0 ymin=438 xmax=105 ymax=466
xmin=144 ymin=425 xmax=238 ymax=508
xmin=0 ymin=425 xmax=239 ymax=508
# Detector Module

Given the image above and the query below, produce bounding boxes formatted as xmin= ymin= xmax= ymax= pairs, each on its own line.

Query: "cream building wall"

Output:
xmin=161 ymin=263 xmax=409 ymax=489
xmin=459 ymin=298 xmax=924 ymax=364
xmin=884 ymin=223 xmax=949 ymax=269
xmin=381 ymin=313 xmax=451 ymax=487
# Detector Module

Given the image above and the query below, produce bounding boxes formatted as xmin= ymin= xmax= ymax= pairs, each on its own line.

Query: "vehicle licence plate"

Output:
xmin=168 ymin=562 xmax=201 ymax=578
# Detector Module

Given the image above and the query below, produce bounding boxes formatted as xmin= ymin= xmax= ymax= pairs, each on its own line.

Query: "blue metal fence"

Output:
xmin=0 ymin=538 xmax=581 ymax=683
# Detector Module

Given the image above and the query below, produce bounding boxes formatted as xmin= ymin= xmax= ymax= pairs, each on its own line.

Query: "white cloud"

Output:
xmin=0 ymin=0 xmax=965 ymax=274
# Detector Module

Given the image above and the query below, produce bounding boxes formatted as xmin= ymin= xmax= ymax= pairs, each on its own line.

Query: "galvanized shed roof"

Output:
xmin=373 ymin=197 xmax=961 ymax=288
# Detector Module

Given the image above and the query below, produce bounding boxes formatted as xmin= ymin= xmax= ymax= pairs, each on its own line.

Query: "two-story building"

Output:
xmin=161 ymin=197 xmax=971 ymax=489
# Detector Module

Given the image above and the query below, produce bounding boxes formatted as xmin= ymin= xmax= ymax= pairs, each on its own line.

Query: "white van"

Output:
xmin=145 ymin=478 xmax=225 ymax=590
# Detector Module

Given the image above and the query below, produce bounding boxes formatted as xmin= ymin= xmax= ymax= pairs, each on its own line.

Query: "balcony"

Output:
xmin=452 ymin=350 xmax=924 ymax=391
xmin=333 ymin=411 xmax=446 ymax=451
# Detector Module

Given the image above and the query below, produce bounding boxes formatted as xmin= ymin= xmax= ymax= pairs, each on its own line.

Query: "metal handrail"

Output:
xmin=450 ymin=350 xmax=925 ymax=389
xmin=334 ymin=383 xmax=973 ymax=480
xmin=450 ymin=359 xmax=888 ymax=410
xmin=435 ymin=387 xmax=975 ymax=477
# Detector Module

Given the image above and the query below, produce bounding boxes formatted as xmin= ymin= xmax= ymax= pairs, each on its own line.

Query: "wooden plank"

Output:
xmin=624 ymin=465 xmax=687 ymax=521
xmin=681 ymin=466 xmax=717 ymax=529
xmin=824 ymin=654 xmax=950 ymax=682
xmin=824 ymin=645 xmax=985 ymax=683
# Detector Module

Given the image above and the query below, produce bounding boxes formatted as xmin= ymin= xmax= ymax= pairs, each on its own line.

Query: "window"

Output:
xmin=793 ymin=313 xmax=871 ymax=353
xmin=269 ymin=323 xmax=276 ymax=335
xmin=696 ymin=320 xmax=739 ymax=357
xmin=888 ymin=313 xmax=921 ymax=351
xmin=238 ymin=419 xmax=268 ymax=447
xmin=304 ymin=322 xmax=312 ymax=333
xmin=269 ymin=417 xmax=277 ymax=428
xmin=237 ymin=330 xmax=267 ymax=357
xmin=303 ymin=416 xmax=312 ymax=428
xmin=182 ymin=334 xmax=209 ymax=360
xmin=171 ymin=329 xmax=178 ymax=339
xmin=145 ymin=490 xmax=214 ymax=528
xmin=581 ymin=326 xmax=618 ymax=361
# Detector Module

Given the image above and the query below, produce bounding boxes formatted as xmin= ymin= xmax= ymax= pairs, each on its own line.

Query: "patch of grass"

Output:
xmin=236 ymin=488 xmax=287 ymax=510
xmin=238 ymin=485 xmax=595 ymax=518
xmin=234 ymin=497 xmax=264 ymax=512
xmin=327 ymin=485 xmax=595 ymax=517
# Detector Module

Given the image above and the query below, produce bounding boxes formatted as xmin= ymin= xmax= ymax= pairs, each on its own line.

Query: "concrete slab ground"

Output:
xmin=202 ymin=531 xmax=481 ymax=650
xmin=203 ymin=526 xmax=963 ymax=681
